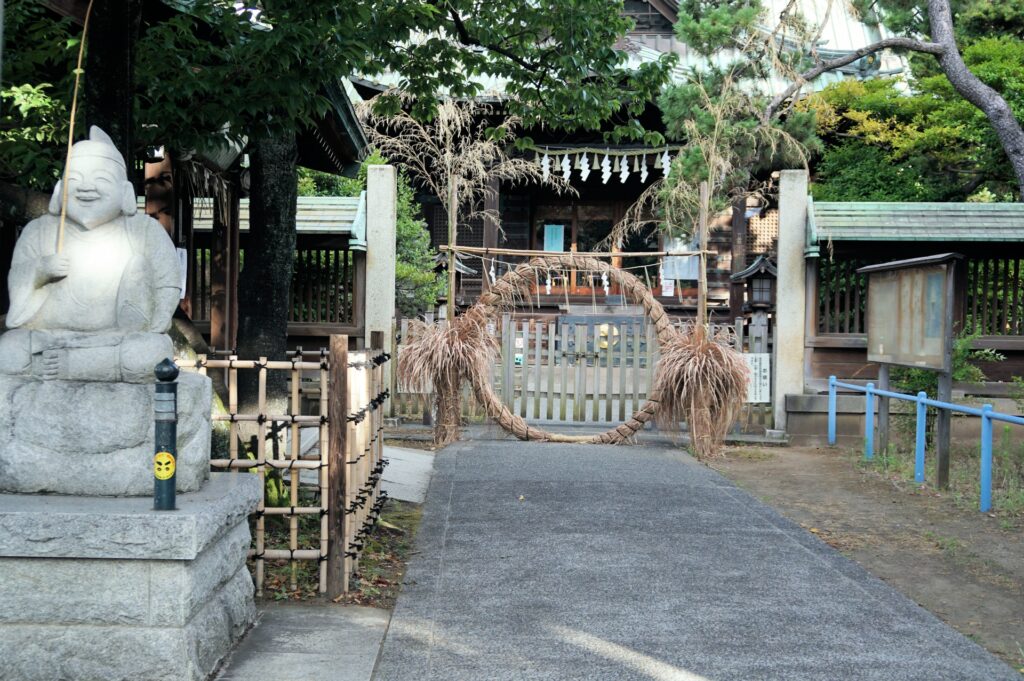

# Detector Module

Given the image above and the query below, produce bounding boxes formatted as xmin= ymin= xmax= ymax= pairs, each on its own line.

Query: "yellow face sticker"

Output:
xmin=154 ymin=452 xmax=176 ymax=480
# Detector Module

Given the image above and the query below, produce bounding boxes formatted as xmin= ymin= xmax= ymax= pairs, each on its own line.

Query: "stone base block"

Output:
xmin=0 ymin=474 xmax=261 ymax=681
xmin=0 ymin=371 xmax=212 ymax=495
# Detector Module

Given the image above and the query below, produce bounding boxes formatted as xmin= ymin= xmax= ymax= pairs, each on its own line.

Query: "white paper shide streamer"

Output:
xmin=561 ymin=154 xmax=571 ymax=182
xmin=618 ymin=156 xmax=629 ymax=183
xmin=580 ymin=153 xmax=591 ymax=182
xmin=640 ymin=155 xmax=649 ymax=183
xmin=541 ymin=151 xmax=551 ymax=181
xmin=601 ymin=153 xmax=612 ymax=184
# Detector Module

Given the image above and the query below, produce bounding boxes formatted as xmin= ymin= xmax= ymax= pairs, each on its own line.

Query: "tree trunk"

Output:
xmin=237 ymin=129 xmax=298 ymax=415
xmin=83 ymin=0 xmax=140 ymax=170
xmin=927 ymin=0 xmax=1024 ymax=199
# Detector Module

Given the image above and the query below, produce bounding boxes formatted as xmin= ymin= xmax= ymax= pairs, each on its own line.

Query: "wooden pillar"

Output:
xmin=878 ymin=363 xmax=890 ymax=455
xmin=804 ymin=257 xmax=819 ymax=388
xmin=353 ymin=253 xmax=367 ymax=348
xmin=696 ymin=182 xmax=709 ymax=326
xmin=176 ymin=169 xmax=195 ymax=319
xmin=729 ymin=201 xmax=747 ymax=319
xmin=936 ymin=370 xmax=952 ymax=489
xmin=327 ymin=334 xmax=349 ymax=598
xmin=210 ymin=189 xmax=232 ymax=350
xmin=227 ymin=189 xmax=241 ymax=350
xmin=482 ymin=179 xmax=500 ymax=291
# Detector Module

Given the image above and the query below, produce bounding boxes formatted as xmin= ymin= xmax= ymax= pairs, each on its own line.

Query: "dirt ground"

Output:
xmin=712 ymin=445 xmax=1024 ymax=673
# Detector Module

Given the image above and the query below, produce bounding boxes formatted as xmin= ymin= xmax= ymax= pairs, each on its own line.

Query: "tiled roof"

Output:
xmin=806 ymin=200 xmax=1024 ymax=255
xmin=139 ymin=194 xmax=369 ymax=250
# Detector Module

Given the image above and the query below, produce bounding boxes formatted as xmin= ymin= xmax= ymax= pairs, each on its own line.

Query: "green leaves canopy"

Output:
xmin=809 ymin=36 xmax=1024 ymax=201
xmin=2 ymin=0 xmax=676 ymax=189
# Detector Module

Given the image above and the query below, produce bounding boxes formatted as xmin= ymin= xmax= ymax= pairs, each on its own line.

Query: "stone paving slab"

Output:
xmin=215 ymin=603 xmax=389 ymax=681
xmin=381 ymin=445 xmax=434 ymax=503
xmin=374 ymin=441 xmax=1019 ymax=681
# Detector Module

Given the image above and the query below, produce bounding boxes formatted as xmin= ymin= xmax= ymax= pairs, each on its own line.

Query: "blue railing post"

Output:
xmin=864 ymin=382 xmax=875 ymax=460
xmin=914 ymin=392 xmax=927 ymax=483
xmin=980 ymin=404 xmax=993 ymax=513
xmin=827 ymin=376 xmax=837 ymax=446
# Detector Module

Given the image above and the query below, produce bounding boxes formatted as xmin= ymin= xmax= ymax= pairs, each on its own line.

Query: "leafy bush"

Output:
xmin=891 ymin=332 xmax=1004 ymax=396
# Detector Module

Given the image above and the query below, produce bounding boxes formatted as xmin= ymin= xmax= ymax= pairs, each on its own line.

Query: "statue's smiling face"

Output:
xmin=65 ymin=155 xmax=126 ymax=229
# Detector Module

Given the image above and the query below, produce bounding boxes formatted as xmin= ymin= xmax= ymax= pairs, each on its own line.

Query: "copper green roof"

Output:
xmin=806 ymin=199 xmax=1024 ymax=256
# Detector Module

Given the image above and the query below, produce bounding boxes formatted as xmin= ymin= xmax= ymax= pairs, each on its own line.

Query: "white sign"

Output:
xmin=660 ymin=278 xmax=675 ymax=297
xmin=743 ymin=353 xmax=771 ymax=403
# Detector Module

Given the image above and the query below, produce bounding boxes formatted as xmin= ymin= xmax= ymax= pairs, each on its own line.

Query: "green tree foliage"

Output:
xmin=296 ymin=167 xmax=360 ymax=197
xmin=809 ymin=35 xmax=1024 ymax=201
xmin=640 ymin=0 xmax=818 ymax=239
xmin=2 ymin=0 xmax=675 ymax=171
xmin=0 ymin=3 xmax=77 ymax=190
xmin=673 ymin=0 xmax=762 ymax=55
xmin=1 ymin=0 xmax=675 ymax=369
xmin=812 ymin=140 xmax=943 ymax=201
xmin=297 ymin=154 xmax=443 ymax=317
xmin=854 ymin=0 xmax=1024 ymax=46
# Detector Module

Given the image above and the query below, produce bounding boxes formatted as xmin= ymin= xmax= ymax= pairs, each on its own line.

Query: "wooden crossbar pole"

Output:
xmin=439 ymin=245 xmax=707 ymax=258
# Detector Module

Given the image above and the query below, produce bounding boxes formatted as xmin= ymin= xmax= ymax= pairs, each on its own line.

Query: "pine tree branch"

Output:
xmin=765 ymin=37 xmax=945 ymax=120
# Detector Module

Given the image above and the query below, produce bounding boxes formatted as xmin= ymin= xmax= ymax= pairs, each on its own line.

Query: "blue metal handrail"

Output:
xmin=827 ymin=375 xmax=1024 ymax=512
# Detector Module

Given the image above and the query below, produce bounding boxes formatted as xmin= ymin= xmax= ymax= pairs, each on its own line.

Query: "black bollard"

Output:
xmin=153 ymin=358 xmax=179 ymax=511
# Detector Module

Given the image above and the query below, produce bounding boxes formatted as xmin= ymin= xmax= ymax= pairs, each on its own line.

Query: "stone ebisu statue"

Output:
xmin=0 ymin=128 xmax=257 ymax=679
xmin=0 ymin=126 xmax=180 ymax=383
xmin=0 ymin=126 xmax=210 ymax=496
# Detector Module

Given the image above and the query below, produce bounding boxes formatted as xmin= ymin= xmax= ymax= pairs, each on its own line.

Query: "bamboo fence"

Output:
xmin=177 ymin=335 xmax=391 ymax=598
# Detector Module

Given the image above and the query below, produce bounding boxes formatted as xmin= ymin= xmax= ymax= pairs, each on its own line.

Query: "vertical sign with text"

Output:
xmin=743 ymin=353 xmax=771 ymax=403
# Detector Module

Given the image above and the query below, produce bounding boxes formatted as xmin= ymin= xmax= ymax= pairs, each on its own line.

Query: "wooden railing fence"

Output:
xmin=817 ymin=256 xmax=1024 ymax=337
xmin=188 ymin=246 xmax=358 ymax=326
xmin=177 ymin=334 xmax=390 ymax=598
xmin=967 ymin=258 xmax=1024 ymax=335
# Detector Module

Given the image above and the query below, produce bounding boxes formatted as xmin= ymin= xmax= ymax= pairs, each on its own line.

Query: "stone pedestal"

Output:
xmin=0 ymin=372 xmax=212 ymax=495
xmin=0 ymin=473 xmax=261 ymax=681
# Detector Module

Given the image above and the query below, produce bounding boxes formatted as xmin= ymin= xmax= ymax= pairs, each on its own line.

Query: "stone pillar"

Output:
xmin=364 ymin=165 xmax=397 ymax=382
xmin=774 ymin=170 xmax=809 ymax=431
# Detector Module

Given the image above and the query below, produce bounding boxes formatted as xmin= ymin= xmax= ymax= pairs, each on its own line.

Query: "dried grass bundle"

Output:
xmin=397 ymin=307 xmax=498 ymax=445
xmin=652 ymin=324 xmax=750 ymax=459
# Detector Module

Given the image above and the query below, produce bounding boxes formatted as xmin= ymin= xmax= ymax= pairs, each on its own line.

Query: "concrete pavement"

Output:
xmin=381 ymin=445 xmax=434 ymax=503
xmin=214 ymin=603 xmax=389 ymax=681
xmin=217 ymin=446 xmax=435 ymax=681
xmin=373 ymin=440 xmax=1019 ymax=680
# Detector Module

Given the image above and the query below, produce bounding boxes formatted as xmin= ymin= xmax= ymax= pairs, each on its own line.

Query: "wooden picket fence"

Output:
xmin=390 ymin=312 xmax=774 ymax=433
xmin=177 ymin=334 xmax=390 ymax=598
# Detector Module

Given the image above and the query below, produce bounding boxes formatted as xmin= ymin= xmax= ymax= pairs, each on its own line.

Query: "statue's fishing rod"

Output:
xmin=57 ymin=0 xmax=96 ymax=253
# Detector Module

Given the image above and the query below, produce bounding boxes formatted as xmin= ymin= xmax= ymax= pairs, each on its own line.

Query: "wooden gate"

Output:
xmin=390 ymin=312 xmax=774 ymax=434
